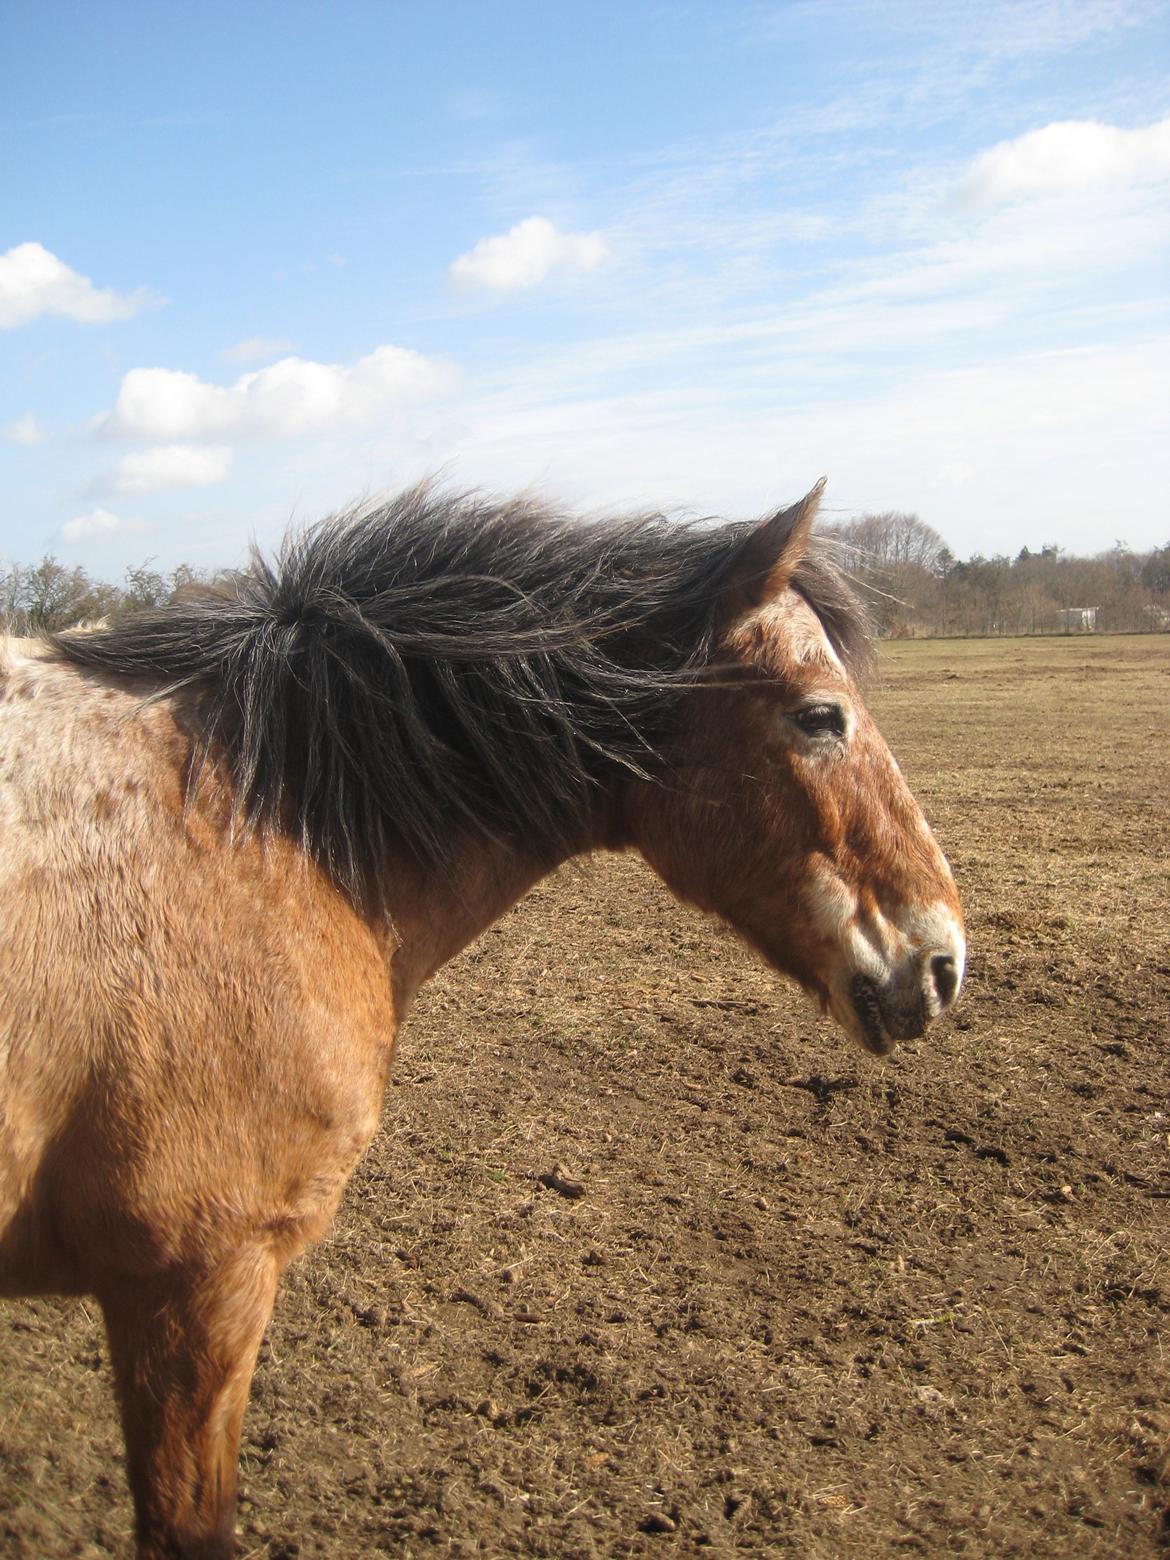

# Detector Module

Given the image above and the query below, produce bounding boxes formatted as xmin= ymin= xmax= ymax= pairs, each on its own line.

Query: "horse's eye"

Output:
xmin=792 ymin=702 xmax=846 ymax=738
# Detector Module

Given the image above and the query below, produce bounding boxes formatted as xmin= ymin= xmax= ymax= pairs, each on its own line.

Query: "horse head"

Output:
xmin=626 ymin=483 xmax=965 ymax=1054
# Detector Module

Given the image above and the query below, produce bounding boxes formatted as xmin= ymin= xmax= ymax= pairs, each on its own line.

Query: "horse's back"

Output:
xmin=0 ymin=649 xmax=397 ymax=1296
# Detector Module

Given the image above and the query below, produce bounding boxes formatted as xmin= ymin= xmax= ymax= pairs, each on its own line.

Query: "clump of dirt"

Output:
xmin=2 ymin=634 xmax=1168 ymax=1557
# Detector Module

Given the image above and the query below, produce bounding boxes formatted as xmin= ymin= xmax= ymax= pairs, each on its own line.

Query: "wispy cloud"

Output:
xmin=1 ymin=412 xmax=47 ymax=446
xmin=899 ymin=0 xmax=1162 ymax=64
xmin=220 ymin=335 xmax=297 ymax=365
xmin=101 ymin=346 xmax=457 ymax=441
xmin=60 ymin=507 xmax=151 ymax=543
xmin=748 ymin=1 xmax=1165 ymax=135
xmin=100 ymin=443 xmax=234 ymax=494
xmin=450 ymin=216 xmax=610 ymax=291
xmin=430 ymin=335 xmax=1169 ymax=557
xmin=0 ymin=242 xmax=154 ymax=329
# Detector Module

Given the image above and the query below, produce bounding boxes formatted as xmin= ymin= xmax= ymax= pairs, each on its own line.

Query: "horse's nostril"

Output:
xmin=931 ymin=953 xmax=959 ymax=1008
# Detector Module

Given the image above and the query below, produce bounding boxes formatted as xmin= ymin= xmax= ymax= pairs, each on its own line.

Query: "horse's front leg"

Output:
xmin=97 ymin=1246 xmax=279 ymax=1560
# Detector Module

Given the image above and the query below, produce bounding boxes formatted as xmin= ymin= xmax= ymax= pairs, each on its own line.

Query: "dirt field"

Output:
xmin=2 ymin=633 xmax=1168 ymax=1558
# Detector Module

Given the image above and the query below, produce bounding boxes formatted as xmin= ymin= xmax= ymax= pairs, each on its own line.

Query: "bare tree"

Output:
xmin=820 ymin=512 xmax=948 ymax=634
xmin=829 ymin=512 xmax=946 ymax=575
xmin=16 ymin=557 xmax=103 ymax=632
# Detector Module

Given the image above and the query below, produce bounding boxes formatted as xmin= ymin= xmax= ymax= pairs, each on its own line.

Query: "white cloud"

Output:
xmin=958 ymin=116 xmax=1170 ymax=206
xmin=0 ymin=242 xmax=151 ymax=329
xmin=102 ymin=345 xmax=456 ymax=441
xmin=60 ymin=508 xmax=150 ymax=543
xmin=106 ymin=444 xmax=234 ymax=494
xmin=449 ymin=216 xmax=610 ymax=291
xmin=221 ymin=336 xmax=297 ymax=364
xmin=2 ymin=412 xmax=47 ymax=447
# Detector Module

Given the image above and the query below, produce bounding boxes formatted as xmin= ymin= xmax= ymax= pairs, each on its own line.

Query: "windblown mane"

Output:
xmin=52 ymin=485 xmax=869 ymax=906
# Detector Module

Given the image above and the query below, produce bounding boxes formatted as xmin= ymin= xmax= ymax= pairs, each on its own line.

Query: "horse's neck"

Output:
xmin=382 ymin=839 xmax=565 ymax=1010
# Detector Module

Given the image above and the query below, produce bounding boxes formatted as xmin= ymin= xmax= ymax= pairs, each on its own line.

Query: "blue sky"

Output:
xmin=2 ymin=0 xmax=1168 ymax=574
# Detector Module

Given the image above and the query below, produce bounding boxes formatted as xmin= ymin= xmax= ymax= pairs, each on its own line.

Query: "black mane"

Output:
xmin=52 ymin=485 xmax=869 ymax=907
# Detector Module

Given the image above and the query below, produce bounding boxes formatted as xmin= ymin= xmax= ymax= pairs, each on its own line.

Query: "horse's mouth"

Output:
xmin=850 ymin=974 xmax=896 ymax=1056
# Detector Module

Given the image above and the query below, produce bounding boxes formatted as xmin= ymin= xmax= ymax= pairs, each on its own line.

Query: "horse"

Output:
xmin=0 ymin=480 xmax=964 ymax=1558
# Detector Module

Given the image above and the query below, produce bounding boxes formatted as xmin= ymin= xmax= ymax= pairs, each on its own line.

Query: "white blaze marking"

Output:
xmin=805 ymin=870 xmax=966 ymax=1001
xmin=895 ymin=901 xmax=967 ymax=990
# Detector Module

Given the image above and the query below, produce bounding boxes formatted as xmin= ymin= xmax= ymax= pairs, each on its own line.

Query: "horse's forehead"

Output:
xmin=729 ymin=589 xmax=847 ymax=681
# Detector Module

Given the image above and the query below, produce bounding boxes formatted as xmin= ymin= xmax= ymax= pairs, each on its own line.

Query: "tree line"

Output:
xmin=819 ymin=514 xmax=1170 ymax=637
xmin=1 ymin=518 xmax=1168 ymax=638
xmin=0 ymin=556 xmax=210 ymax=634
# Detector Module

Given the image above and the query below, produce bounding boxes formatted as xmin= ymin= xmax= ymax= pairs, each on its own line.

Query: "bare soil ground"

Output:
xmin=2 ymin=634 xmax=1168 ymax=1559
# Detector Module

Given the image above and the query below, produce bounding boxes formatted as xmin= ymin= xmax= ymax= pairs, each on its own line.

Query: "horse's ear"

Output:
xmin=719 ymin=479 xmax=826 ymax=621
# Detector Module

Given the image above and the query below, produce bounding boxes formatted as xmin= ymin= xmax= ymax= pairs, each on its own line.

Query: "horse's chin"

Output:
xmin=830 ymin=969 xmax=950 ymax=1056
xmin=822 ymin=978 xmax=902 ymax=1057
xmin=849 ymin=973 xmax=902 ymax=1055
xmin=833 ymin=996 xmax=897 ymax=1056
xmin=780 ymin=971 xmax=899 ymax=1057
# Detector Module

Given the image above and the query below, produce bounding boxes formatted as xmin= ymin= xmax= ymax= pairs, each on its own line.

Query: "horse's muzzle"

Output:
xmin=849 ymin=946 xmax=963 ymax=1056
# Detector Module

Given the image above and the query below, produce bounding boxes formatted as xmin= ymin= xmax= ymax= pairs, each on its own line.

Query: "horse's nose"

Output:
xmin=930 ymin=953 xmax=959 ymax=1009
